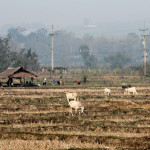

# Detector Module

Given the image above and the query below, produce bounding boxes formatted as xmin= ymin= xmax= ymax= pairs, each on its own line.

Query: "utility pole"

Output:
xmin=139 ymin=27 xmax=150 ymax=75
xmin=50 ymin=25 xmax=56 ymax=71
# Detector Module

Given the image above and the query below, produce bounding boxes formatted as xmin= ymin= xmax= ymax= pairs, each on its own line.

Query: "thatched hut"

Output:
xmin=0 ymin=67 xmax=38 ymax=87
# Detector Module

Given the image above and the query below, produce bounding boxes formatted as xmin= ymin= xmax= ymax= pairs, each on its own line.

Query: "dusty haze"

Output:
xmin=0 ymin=0 xmax=150 ymax=35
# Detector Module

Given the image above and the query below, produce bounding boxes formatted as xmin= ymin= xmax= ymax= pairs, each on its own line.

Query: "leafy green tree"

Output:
xmin=0 ymin=36 xmax=17 ymax=71
xmin=13 ymin=48 xmax=40 ymax=71
xmin=0 ymin=35 xmax=40 ymax=72
xmin=25 ymin=49 xmax=40 ymax=71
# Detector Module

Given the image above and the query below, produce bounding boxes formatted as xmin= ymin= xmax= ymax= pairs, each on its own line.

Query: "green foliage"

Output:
xmin=48 ymin=67 xmax=52 ymax=73
xmin=35 ymin=79 xmax=42 ymax=82
xmin=79 ymin=44 xmax=98 ymax=69
xmin=104 ymin=52 xmax=131 ymax=69
xmin=49 ymin=97 xmax=54 ymax=101
xmin=112 ymin=68 xmax=121 ymax=73
xmin=59 ymin=68 xmax=63 ymax=74
xmin=145 ymin=74 xmax=150 ymax=78
xmin=85 ymin=55 xmax=98 ymax=69
xmin=81 ymin=96 xmax=86 ymax=100
xmin=82 ymin=74 xmax=88 ymax=83
xmin=0 ymin=36 xmax=17 ymax=71
xmin=13 ymin=48 xmax=40 ymax=71
xmin=145 ymin=62 xmax=150 ymax=75
xmin=8 ymin=27 xmax=145 ymax=69
xmin=0 ymin=35 xmax=40 ymax=72
xmin=48 ymin=67 xmax=52 ymax=78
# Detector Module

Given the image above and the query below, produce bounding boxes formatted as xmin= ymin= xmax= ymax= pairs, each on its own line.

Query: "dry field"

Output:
xmin=0 ymin=86 xmax=150 ymax=149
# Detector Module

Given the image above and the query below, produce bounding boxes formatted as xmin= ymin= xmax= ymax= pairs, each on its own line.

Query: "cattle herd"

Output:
xmin=65 ymin=92 xmax=84 ymax=115
xmin=65 ymin=83 xmax=138 ymax=116
xmin=0 ymin=80 xmax=149 ymax=149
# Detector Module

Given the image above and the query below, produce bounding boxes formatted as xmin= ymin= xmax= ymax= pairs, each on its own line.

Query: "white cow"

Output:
xmin=104 ymin=88 xmax=111 ymax=96
xmin=124 ymin=87 xmax=138 ymax=95
xmin=68 ymin=101 xmax=84 ymax=116
xmin=65 ymin=92 xmax=79 ymax=103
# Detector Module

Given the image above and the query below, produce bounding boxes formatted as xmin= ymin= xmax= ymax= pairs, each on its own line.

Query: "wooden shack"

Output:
xmin=0 ymin=67 xmax=38 ymax=87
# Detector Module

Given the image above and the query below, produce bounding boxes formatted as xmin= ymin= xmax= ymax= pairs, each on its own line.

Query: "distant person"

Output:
xmin=77 ymin=81 xmax=81 ymax=85
xmin=29 ymin=81 xmax=32 ymax=86
xmin=26 ymin=81 xmax=29 ymax=86
xmin=43 ymin=78 xmax=47 ymax=86
xmin=57 ymin=81 xmax=61 ymax=85
xmin=53 ymin=80 xmax=55 ymax=84
xmin=7 ymin=78 xmax=13 ymax=87
xmin=0 ymin=82 xmax=3 ymax=87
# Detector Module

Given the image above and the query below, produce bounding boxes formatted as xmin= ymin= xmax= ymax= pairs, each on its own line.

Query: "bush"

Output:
xmin=82 ymin=74 xmax=87 ymax=83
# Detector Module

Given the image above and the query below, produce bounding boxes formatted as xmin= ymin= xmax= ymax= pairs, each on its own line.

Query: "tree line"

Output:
xmin=0 ymin=35 xmax=40 ymax=72
xmin=3 ymin=27 xmax=150 ymax=72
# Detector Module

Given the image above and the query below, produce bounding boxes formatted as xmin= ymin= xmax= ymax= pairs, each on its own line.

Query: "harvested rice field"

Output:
xmin=0 ymin=84 xmax=150 ymax=150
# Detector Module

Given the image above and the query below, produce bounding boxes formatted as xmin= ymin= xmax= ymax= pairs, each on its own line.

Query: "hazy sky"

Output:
xmin=0 ymin=0 xmax=150 ymax=28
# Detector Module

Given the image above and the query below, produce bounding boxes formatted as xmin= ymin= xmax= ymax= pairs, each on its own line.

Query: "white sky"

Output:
xmin=0 ymin=0 xmax=150 ymax=28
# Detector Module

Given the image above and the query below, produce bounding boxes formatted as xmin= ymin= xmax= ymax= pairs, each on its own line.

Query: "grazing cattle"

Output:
xmin=122 ymin=83 xmax=131 ymax=90
xmin=104 ymin=88 xmax=111 ymax=96
xmin=57 ymin=80 xmax=64 ymax=85
xmin=57 ymin=81 xmax=61 ymax=85
xmin=68 ymin=101 xmax=84 ymax=116
xmin=43 ymin=78 xmax=46 ymax=86
xmin=65 ymin=92 xmax=79 ymax=103
xmin=124 ymin=87 xmax=138 ymax=95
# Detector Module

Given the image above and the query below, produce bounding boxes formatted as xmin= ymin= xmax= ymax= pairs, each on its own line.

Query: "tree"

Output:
xmin=79 ymin=44 xmax=97 ymax=69
xmin=0 ymin=36 xmax=17 ymax=71
xmin=8 ymin=27 xmax=144 ymax=67
xmin=48 ymin=67 xmax=52 ymax=78
xmin=79 ymin=44 xmax=90 ymax=61
xmin=13 ymin=48 xmax=40 ymax=71
xmin=104 ymin=52 xmax=131 ymax=69
xmin=82 ymin=74 xmax=87 ymax=83
xmin=0 ymin=35 xmax=40 ymax=72
xmin=86 ymin=55 xmax=98 ymax=69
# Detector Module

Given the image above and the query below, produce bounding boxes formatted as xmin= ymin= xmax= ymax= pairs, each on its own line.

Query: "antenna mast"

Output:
xmin=139 ymin=27 xmax=150 ymax=75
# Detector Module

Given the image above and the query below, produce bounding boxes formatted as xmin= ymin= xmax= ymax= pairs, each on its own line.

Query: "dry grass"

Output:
xmin=0 ymin=140 xmax=113 ymax=150
xmin=0 ymin=86 xmax=150 ymax=149
xmin=100 ymin=100 xmax=150 ymax=109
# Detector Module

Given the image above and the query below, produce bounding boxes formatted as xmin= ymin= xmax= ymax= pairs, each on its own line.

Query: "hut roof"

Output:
xmin=0 ymin=67 xmax=38 ymax=79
